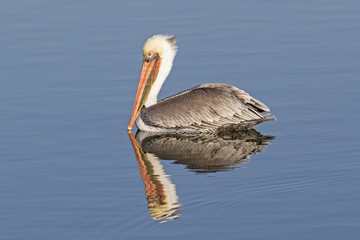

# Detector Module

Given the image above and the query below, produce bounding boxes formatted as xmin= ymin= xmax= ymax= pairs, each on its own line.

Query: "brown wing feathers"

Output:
xmin=140 ymin=84 xmax=272 ymax=131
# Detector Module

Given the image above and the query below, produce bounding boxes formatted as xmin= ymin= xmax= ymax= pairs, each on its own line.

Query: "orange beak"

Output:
xmin=128 ymin=56 xmax=161 ymax=131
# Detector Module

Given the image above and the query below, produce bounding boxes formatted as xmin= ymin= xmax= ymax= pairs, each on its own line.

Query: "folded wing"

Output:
xmin=140 ymin=83 xmax=274 ymax=132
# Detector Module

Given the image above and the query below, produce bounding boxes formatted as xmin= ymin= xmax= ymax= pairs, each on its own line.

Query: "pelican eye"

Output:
xmin=145 ymin=52 xmax=157 ymax=62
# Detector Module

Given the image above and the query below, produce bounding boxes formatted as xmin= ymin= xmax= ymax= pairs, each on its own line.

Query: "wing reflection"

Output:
xmin=129 ymin=130 xmax=274 ymax=222
xmin=136 ymin=129 xmax=274 ymax=173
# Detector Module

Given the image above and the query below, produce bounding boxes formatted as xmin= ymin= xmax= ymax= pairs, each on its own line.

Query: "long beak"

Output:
xmin=128 ymin=57 xmax=161 ymax=131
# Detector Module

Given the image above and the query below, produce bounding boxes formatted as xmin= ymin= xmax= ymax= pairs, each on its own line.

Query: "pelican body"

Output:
xmin=128 ymin=35 xmax=274 ymax=133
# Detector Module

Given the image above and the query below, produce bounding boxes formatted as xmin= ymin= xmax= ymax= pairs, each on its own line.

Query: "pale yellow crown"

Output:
xmin=142 ymin=34 xmax=177 ymax=58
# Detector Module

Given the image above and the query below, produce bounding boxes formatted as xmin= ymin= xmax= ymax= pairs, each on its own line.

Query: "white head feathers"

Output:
xmin=142 ymin=34 xmax=178 ymax=108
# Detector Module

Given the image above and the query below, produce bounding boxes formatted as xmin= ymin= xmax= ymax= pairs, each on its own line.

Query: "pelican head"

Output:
xmin=128 ymin=34 xmax=177 ymax=131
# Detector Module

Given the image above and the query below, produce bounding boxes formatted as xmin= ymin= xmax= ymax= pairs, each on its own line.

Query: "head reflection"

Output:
xmin=129 ymin=129 xmax=274 ymax=222
xmin=129 ymin=133 xmax=182 ymax=223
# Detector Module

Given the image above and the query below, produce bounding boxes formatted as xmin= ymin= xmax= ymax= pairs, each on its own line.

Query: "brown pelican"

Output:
xmin=128 ymin=34 xmax=274 ymax=133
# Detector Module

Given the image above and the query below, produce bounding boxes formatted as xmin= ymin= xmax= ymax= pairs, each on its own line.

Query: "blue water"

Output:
xmin=1 ymin=0 xmax=360 ymax=239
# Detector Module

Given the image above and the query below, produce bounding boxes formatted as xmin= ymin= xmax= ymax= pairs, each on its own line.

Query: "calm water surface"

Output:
xmin=1 ymin=0 xmax=360 ymax=239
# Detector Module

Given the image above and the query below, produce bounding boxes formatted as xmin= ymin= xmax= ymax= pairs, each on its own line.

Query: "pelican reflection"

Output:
xmin=129 ymin=129 xmax=274 ymax=222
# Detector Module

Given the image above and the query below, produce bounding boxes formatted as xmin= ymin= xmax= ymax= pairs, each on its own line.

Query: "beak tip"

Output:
xmin=127 ymin=126 xmax=133 ymax=132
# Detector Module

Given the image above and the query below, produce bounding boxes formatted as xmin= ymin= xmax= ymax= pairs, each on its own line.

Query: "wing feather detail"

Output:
xmin=140 ymin=83 xmax=273 ymax=132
